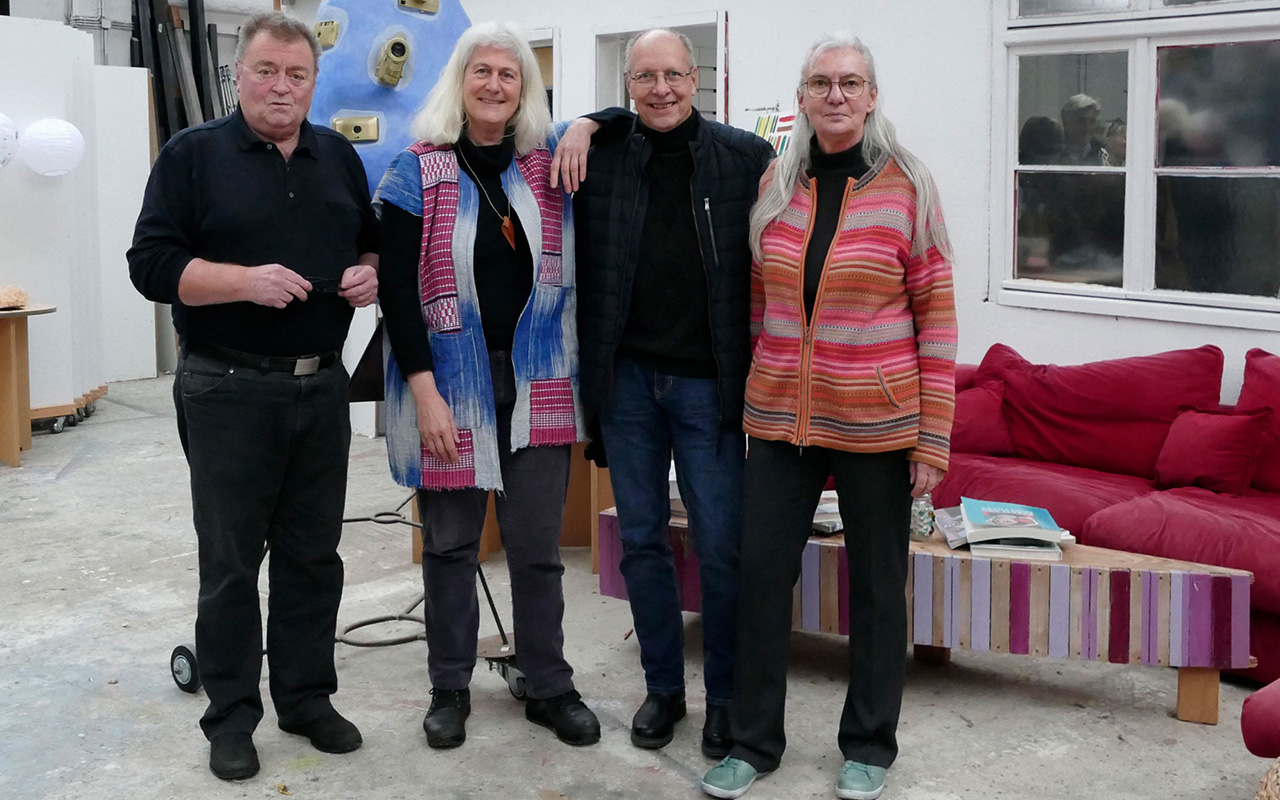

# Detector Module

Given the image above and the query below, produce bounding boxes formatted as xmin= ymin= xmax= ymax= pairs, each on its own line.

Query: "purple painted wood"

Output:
xmin=801 ymin=541 xmax=820 ymax=633
xmin=1188 ymin=573 xmax=1213 ymax=667
xmin=913 ymin=552 xmax=932 ymax=645
xmin=971 ymin=557 xmax=991 ymax=652
xmin=1211 ymin=575 xmax=1232 ymax=668
xmin=942 ymin=556 xmax=956 ymax=648
xmin=598 ymin=513 xmax=628 ymax=601
xmin=1170 ymin=571 xmax=1185 ymax=668
xmin=1232 ymin=574 xmax=1251 ymax=669
xmin=1108 ymin=570 xmax=1130 ymax=664
xmin=1049 ymin=564 xmax=1070 ymax=659
xmin=1009 ymin=562 xmax=1031 ymax=655
xmin=838 ymin=548 xmax=850 ymax=637
xmin=1082 ymin=568 xmax=1097 ymax=662
xmin=1152 ymin=570 xmax=1162 ymax=665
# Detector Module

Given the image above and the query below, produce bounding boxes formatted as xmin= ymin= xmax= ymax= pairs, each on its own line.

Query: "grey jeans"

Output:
xmin=415 ymin=350 xmax=576 ymax=700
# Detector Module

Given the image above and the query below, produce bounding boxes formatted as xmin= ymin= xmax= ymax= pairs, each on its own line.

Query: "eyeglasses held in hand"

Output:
xmin=305 ymin=277 xmax=342 ymax=294
xmin=627 ymin=68 xmax=696 ymax=87
xmin=803 ymin=75 xmax=869 ymax=99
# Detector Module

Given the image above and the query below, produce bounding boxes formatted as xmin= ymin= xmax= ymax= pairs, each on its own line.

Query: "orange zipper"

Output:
xmin=797 ymin=176 xmax=855 ymax=448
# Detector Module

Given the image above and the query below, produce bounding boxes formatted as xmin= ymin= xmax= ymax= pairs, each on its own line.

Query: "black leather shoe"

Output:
xmin=423 ymin=688 xmax=470 ymax=749
xmin=702 ymin=703 xmax=733 ymax=759
xmin=630 ymin=692 xmax=686 ymax=749
xmin=278 ymin=706 xmax=363 ymax=754
xmin=209 ymin=732 xmax=259 ymax=781
xmin=526 ymin=690 xmax=601 ymax=746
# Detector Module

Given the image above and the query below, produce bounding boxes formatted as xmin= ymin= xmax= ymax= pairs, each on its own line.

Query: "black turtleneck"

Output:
xmin=803 ymin=136 xmax=870 ymax=320
xmin=455 ymin=134 xmax=534 ymax=353
xmin=620 ymin=111 xmax=717 ymax=379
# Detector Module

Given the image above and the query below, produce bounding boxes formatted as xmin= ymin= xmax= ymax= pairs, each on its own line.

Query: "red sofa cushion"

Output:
xmin=1155 ymin=406 xmax=1272 ymax=495
xmin=972 ymin=344 xmax=1224 ymax=479
xmin=933 ymin=453 xmax=1156 ymax=536
xmin=951 ymin=382 xmax=1013 ymax=456
xmin=1243 ymin=676 xmax=1280 ymax=758
xmin=955 ymin=363 xmax=979 ymax=392
xmin=1240 ymin=348 xmax=1280 ymax=493
xmin=1241 ymin=611 xmax=1280 ymax=686
xmin=1082 ymin=489 xmax=1280 ymax=616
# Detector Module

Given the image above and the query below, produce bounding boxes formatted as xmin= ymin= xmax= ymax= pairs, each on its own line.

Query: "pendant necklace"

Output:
xmin=456 ymin=142 xmax=515 ymax=250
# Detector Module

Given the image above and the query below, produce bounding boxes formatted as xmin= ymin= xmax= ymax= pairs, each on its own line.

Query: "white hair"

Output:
xmin=748 ymin=33 xmax=952 ymax=262
xmin=624 ymin=28 xmax=696 ymax=74
xmin=410 ymin=21 xmax=550 ymax=157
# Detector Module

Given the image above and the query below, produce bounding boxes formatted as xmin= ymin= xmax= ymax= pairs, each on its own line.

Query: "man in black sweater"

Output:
xmin=568 ymin=28 xmax=774 ymax=760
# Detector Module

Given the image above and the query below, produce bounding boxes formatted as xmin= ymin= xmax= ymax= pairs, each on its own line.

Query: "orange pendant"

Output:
xmin=501 ymin=216 xmax=516 ymax=250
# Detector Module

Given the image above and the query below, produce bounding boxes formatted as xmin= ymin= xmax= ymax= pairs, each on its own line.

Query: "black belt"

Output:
xmin=185 ymin=340 xmax=340 ymax=376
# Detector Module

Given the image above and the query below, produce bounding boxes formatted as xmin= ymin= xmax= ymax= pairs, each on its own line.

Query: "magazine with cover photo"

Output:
xmin=959 ymin=497 xmax=1064 ymax=546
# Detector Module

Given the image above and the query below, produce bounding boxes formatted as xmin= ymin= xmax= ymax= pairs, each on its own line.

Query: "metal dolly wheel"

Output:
xmin=169 ymin=491 xmax=526 ymax=700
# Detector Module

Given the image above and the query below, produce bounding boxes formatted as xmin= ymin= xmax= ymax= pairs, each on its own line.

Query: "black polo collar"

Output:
xmin=231 ymin=108 xmax=319 ymax=159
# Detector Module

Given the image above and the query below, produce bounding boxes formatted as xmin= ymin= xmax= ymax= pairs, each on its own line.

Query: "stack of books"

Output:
xmin=933 ymin=498 xmax=1074 ymax=561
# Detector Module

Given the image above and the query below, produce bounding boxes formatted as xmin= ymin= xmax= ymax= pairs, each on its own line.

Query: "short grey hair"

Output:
xmin=235 ymin=12 xmax=320 ymax=67
xmin=410 ymin=21 xmax=551 ymax=157
xmin=623 ymin=28 xmax=696 ymax=74
xmin=1061 ymin=93 xmax=1101 ymax=117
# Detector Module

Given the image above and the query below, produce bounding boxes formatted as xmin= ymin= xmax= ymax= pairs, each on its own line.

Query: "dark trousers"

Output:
xmin=598 ymin=357 xmax=744 ymax=705
xmin=415 ymin=350 xmax=576 ymax=701
xmin=174 ymin=350 xmax=350 ymax=740
xmin=729 ymin=437 xmax=912 ymax=772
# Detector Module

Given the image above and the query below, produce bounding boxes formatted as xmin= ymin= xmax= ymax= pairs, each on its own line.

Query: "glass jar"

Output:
xmin=909 ymin=493 xmax=935 ymax=541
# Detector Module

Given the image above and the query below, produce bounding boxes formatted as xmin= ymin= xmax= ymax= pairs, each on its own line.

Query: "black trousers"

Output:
xmin=729 ymin=437 xmax=912 ymax=772
xmin=174 ymin=350 xmax=350 ymax=739
xmin=415 ymin=350 xmax=576 ymax=700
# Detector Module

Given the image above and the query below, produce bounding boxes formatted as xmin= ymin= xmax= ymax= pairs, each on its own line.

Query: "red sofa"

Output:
xmin=935 ymin=343 xmax=1280 ymax=684
xmin=1243 ymin=679 xmax=1280 ymax=758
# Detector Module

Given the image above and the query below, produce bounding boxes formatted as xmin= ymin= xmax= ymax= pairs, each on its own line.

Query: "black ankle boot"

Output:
xmin=631 ymin=692 xmax=686 ymax=749
xmin=526 ymin=689 xmax=601 ymax=746
xmin=702 ymin=703 xmax=733 ymax=759
xmin=423 ymin=688 xmax=470 ymax=749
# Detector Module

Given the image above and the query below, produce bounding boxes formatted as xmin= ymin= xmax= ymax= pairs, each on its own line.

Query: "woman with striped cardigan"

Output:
xmin=703 ymin=33 xmax=957 ymax=800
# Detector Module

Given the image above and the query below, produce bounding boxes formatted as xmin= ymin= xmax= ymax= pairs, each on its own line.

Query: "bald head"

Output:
xmin=624 ymin=28 xmax=696 ymax=74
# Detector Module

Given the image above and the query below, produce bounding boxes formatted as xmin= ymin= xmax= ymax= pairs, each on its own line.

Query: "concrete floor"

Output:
xmin=0 ymin=376 xmax=1272 ymax=800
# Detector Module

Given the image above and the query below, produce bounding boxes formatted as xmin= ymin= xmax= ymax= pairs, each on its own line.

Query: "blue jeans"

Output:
xmin=598 ymin=357 xmax=744 ymax=705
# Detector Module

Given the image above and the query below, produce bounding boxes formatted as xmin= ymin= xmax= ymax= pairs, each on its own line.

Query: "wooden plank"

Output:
xmin=971 ymin=558 xmax=991 ymax=651
xmin=820 ymin=544 xmax=839 ymax=633
xmin=905 ymin=547 xmax=914 ymax=641
xmin=990 ymin=559 xmax=1011 ymax=654
xmin=792 ymin=574 xmax=802 ymax=629
xmin=1232 ymin=574 xmax=1251 ymax=670
xmin=908 ymin=537 xmax=1250 ymax=578
xmin=1170 ymin=570 xmax=1185 ymax=667
xmin=1130 ymin=569 xmax=1145 ymax=665
xmin=912 ymin=552 xmax=932 ymax=645
xmin=1069 ymin=566 xmax=1084 ymax=660
xmin=588 ymin=465 xmax=613 ymax=574
xmin=1176 ymin=667 xmax=1220 ymax=725
xmin=932 ymin=556 xmax=946 ymax=647
xmin=1158 ymin=571 xmax=1171 ymax=666
xmin=1029 ymin=563 xmax=1051 ymax=658
xmin=186 ymin=0 xmax=214 ymax=121
xmin=168 ymin=7 xmax=204 ymax=126
xmin=0 ymin=319 xmax=20 ymax=466
xmin=802 ymin=540 xmax=820 ymax=632
xmin=957 ymin=557 xmax=972 ymax=649
xmin=1097 ymin=567 xmax=1111 ymax=663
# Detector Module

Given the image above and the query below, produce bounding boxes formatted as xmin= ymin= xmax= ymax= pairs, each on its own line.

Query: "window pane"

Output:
xmin=1155 ymin=176 xmax=1280 ymax=296
xmin=1018 ymin=52 xmax=1128 ymax=165
xmin=1020 ymin=0 xmax=1129 ymax=16
xmin=1162 ymin=0 xmax=1241 ymax=5
xmin=1158 ymin=41 xmax=1280 ymax=167
xmin=1016 ymin=172 xmax=1125 ymax=286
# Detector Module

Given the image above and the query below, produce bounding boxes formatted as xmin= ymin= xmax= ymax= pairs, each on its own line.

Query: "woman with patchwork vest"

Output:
xmin=702 ymin=33 xmax=957 ymax=800
xmin=374 ymin=22 xmax=600 ymax=751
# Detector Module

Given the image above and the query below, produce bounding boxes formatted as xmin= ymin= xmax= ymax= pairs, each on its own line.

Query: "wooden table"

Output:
xmin=597 ymin=508 xmax=1254 ymax=725
xmin=0 ymin=304 xmax=55 ymax=467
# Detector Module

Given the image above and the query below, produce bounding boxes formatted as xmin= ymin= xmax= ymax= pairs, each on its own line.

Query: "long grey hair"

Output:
xmin=748 ymin=33 xmax=952 ymax=262
xmin=410 ymin=21 xmax=550 ymax=157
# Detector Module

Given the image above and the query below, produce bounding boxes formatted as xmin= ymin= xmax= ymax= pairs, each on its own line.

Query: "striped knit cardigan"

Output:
xmin=743 ymin=155 xmax=957 ymax=470
xmin=376 ymin=132 xmax=584 ymax=491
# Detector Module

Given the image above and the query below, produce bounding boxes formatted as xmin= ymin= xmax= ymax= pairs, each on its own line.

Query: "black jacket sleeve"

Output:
xmin=377 ymin=202 xmax=433 ymax=374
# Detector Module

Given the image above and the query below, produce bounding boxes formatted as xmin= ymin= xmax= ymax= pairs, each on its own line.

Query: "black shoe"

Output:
xmin=278 ymin=706 xmax=363 ymax=754
xmin=423 ymin=688 xmax=470 ymax=749
xmin=631 ymin=692 xmax=686 ymax=749
xmin=702 ymin=703 xmax=733 ymax=759
xmin=526 ymin=690 xmax=601 ymax=746
xmin=209 ymin=732 xmax=259 ymax=781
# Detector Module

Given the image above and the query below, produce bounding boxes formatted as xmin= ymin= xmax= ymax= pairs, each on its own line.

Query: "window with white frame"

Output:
xmin=997 ymin=0 xmax=1280 ymax=328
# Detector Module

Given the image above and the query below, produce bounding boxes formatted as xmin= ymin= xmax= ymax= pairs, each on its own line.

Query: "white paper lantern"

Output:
xmin=19 ymin=118 xmax=85 ymax=177
xmin=0 ymin=113 xmax=17 ymax=169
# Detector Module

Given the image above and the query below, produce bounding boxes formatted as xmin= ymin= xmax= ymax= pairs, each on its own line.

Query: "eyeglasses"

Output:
xmin=802 ymin=74 xmax=869 ymax=99
xmin=627 ymin=68 xmax=696 ymax=87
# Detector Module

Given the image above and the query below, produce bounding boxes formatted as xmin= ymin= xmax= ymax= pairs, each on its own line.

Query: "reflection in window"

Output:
xmin=1158 ymin=41 xmax=1280 ymax=168
xmin=1155 ymin=177 xmax=1280 ymax=296
xmin=1016 ymin=172 xmax=1125 ymax=286
xmin=1019 ymin=52 xmax=1128 ymax=165
xmin=1020 ymin=0 xmax=1128 ymax=15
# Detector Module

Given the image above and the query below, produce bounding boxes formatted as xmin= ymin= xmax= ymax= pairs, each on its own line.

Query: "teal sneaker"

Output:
xmin=702 ymin=757 xmax=766 ymax=799
xmin=836 ymin=760 xmax=886 ymax=799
